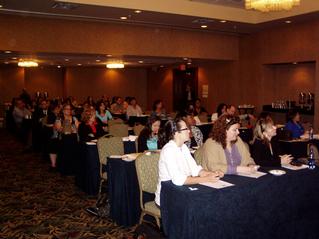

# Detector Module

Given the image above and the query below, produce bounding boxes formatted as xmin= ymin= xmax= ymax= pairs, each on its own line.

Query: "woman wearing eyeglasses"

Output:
xmin=251 ymin=118 xmax=292 ymax=167
xmin=201 ymin=115 xmax=257 ymax=175
xmin=155 ymin=118 xmax=223 ymax=206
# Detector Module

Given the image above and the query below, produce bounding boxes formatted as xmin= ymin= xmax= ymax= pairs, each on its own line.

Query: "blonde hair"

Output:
xmin=252 ymin=118 xmax=274 ymax=145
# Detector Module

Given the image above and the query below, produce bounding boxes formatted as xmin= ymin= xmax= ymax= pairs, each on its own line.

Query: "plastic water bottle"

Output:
xmin=308 ymin=145 xmax=316 ymax=170
xmin=309 ymin=127 xmax=314 ymax=141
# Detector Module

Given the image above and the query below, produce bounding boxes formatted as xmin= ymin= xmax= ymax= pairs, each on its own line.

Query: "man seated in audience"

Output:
xmin=126 ymin=97 xmax=143 ymax=117
xmin=110 ymin=96 xmax=124 ymax=114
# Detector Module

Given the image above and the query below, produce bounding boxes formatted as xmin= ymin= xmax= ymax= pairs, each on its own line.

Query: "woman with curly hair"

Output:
xmin=200 ymin=114 xmax=257 ymax=174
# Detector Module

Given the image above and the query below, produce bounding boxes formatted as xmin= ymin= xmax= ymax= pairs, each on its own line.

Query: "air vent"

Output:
xmin=52 ymin=2 xmax=79 ymax=10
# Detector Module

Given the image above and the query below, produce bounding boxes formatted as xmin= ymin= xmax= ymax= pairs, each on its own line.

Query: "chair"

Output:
xmin=198 ymin=112 xmax=208 ymax=123
xmin=134 ymin=124 xmax=145 ymax=136
xmin=96 ymin=136 xmax=124 ymax=200
xmin=135 ymin=152 xmax=161 ymax=228
xmin=108 ymin=123 xmax=128 ymax=137
xmin=108 ymin=118 xmax=124 ymax=126
xmin=193 ymin=146 xmax=204 ymax=166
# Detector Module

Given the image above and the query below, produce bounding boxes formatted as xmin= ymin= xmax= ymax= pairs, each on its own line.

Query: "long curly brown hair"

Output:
xmin=211 ymin=115 xmax=240 ymax=149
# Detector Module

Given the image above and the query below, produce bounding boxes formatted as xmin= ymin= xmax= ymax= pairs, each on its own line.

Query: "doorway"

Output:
xmin=173 ymin=67 xmax=198 ymax=111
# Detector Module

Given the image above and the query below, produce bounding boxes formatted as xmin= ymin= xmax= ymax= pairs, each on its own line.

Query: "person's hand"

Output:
xmin=214 ymin=170 xmax=224 ymax=178
xmin=280 ymin=154 xmax=293 ymax=165
xmin=237 ymin=165 xmax=258 ymax=174
xmin=201 ymin=174 xmax=220 ymax=183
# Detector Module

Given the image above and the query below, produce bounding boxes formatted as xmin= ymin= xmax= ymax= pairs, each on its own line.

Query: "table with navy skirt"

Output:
xmin=160 ymin=167 xmax=319 ymax=239
xmin=76 ymin=140 xmax=136 ymax=196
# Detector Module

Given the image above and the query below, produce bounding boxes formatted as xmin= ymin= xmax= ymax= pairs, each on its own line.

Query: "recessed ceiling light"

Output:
xmin=77 ymin=63 xmax=82 ymax=66
xmin=96 ymin=59 xmax=101 ymax=62
xmin=65 ymin=59 xmax=69 ymax=61
xmin=285 ymin=20 xmax=291 ymax=24
xmin=201 ymin=25 xmax=208 ymax=28
xmin=4 ymin=50 xmax=11 ymax=54
xmin=106 ymin=54 xmax=112 ymax=57
xmin=183 ymin=57 xmax=188 ymax=61
xmin=160 ymin=65 xmax=164 ymax=68
xmin=134 ymin=10 xmax=142 ymax=13
xmin=120 ymin=16 xmax=128 ymax=20
xmin=57 ymin=65 xmax=61 ymax=68
xmin=0 ymin=5 xmax=3 ymax=8
xmin=293 ymin=62 xmax=298 ymax=64
xmin=12 ymin=57 xmax=17 ymax=60
xmin=138 ymin=60 xmax=144 ymax=63
xmin=187 ymin=62 xmax=192 ymax=65
xmin=220 ymin=20 xmax=227 ymax=23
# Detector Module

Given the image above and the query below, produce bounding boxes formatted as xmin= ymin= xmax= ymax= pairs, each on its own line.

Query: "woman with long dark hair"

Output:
xmin=137 ymin=116 xmax=163 ymax=152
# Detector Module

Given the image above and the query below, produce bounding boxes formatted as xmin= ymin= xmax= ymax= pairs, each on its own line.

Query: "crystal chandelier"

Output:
xmin=245 ymin=0 xmax=300 ymax=12
xmin=18 ymin=60 xmax=38 ymax=67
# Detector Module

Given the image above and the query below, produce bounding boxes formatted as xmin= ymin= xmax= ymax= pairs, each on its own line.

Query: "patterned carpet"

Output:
xmin=0 ymin=129 xmax=135 ymax=239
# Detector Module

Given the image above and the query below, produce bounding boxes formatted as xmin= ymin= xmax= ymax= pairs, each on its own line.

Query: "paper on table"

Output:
xmin=122 ymin=153 xmax=142 ymax=161
xmin=237 ymin=171 xmax=267 ymax=178
xmin=199 ymin=180 xmax=234 ymax=189
xmin=282 ymin=164 xmax=308 ymax=170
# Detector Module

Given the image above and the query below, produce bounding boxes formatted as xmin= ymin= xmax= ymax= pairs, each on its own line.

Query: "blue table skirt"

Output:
xmin=76 ymin=140 xmax=136 ymax=196
xmin=161 ymin=168 xmax=319 ymax=239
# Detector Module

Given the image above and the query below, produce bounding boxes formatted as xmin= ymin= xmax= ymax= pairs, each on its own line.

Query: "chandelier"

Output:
xmin=106 ymin=63 xmax=125 ymax=69
xmin=18 ymin=60 xmax=39 ymax=67
xmin=245 ymin=0 xmax=300 ymax=12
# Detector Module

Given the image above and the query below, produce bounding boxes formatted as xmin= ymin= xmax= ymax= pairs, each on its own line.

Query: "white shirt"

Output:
xmin=126 ymin=105 xmax=143 ymax=117
xmin=155 ymin=140 xmax=202 ymax=205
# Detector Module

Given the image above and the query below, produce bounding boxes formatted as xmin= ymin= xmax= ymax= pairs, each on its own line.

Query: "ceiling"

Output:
xmin=0 ymin=0 xmax=318 ymax=68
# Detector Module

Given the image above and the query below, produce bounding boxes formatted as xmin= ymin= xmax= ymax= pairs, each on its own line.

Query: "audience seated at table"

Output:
xmin=201 ymin=115 xmax=257 ymax=174
xmin=193 ymin=98 xmax=207 ymax=116
xmin=95 ymin=100 xmax=112 ymax=131
xmin=285 ymin=110 xmax=304 ymax=139
xmin=251 ymin=118 xmax=293 ymax=167
xmin=177 ymin=111 xmax=203 ymax=148
xmin=155 ymin=118 xmax=223 ymax=206
xmin=151 ymin=99 xmax=166 ymax=119
xmin=111 ymin=96 xmax=125 ymax=114
xmin=126 ymin=97 xmax=143 ymax=117
xmin=78 ymin=108 xmax=105 ymax=142
xmin=56 ymin=103 xmax=80 ymax=175
xmin=211 ymin=103 xmax=227 ymax=122
xmin=137 ymin=116 xmax=163 ymax=152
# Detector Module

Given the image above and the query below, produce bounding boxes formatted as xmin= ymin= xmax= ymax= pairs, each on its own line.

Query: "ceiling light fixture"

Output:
xmin=57 ymin=65 xmax=61 ymax=68
xmin=106 ymin=63 xmax=125 ymax=69
xmin=201 ymin=25 xmax=208 ymax=28
xmin=285 ymin=20 xmax=292 ymax=23
xmin=18 ymin=60 xmax=38 ymax=67
xmin=245 ymin=0 xmax=300 ymax=12
xmin=138 ymin=60 xmax=144 ymax=63
xmin=65 ymin=59 xmax=69 ymax=61
xmin=77 ymin=63 xmax=82 ymax=66
xmin=4 ymin=50 xmax=11 ymax=53
xmin=134 ymin=10 xmax=142 ymax=13
xmin=12 ymin=57 xmax=17 ymax=60
xmin=0 ymin=5 xmax=3 ymax=8
xmin=220 ymin=20 xmax=227 ymax=23
xmin=96 ymin=59 xmax=101 ymax=62
xmin=106 ymin=54 xmax=112 ymax=57
xmin=120 ymin=16 xmax=128 ymax=20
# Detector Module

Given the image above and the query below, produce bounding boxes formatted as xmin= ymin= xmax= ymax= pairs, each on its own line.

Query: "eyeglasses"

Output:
xmin=179 ymin=128 xmax=189 ymax=132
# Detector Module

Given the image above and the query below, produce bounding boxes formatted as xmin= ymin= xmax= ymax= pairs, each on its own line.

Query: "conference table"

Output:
xmin=160 ymin=167 xmax=319 ymax=239
xmin=76 ymin=138 xmax=137 ymax=196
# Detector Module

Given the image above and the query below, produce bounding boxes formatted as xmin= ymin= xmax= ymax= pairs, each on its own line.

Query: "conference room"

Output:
xmin=1 ymin=0 xmax=319 ymax=238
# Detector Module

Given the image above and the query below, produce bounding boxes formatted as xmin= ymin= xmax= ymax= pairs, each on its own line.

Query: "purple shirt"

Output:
xmin=224 ymin=144 xmax=242 ymax=174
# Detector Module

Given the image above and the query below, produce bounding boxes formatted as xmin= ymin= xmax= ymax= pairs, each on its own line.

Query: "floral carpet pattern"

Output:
xmin=0 ymin=130 xmax=134 ymax=239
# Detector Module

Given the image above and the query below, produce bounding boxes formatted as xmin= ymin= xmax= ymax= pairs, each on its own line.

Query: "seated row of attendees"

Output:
xmin=155 ymin=112 xmax=298 ymax=206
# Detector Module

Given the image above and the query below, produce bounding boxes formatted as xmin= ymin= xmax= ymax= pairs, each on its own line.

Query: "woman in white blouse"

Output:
xmin=155 ymin=118 xmax=223 ymax=206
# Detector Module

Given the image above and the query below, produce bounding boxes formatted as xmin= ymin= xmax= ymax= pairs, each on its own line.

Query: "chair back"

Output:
xmin=108 ymin=118 xmax=124 ymax=126
xmin=109 ymin=123 xmax=128 ymax=137
xmin=134 ymin=124 xmax=145 ymax=136
xmin=135 ymin=152 xmax=160 ymax=194
xmin=97 ymin=136 xmax=124 ymax=165
xmin=198 ymin=112 xmax=208 ymax=123
xmin=193 ymin=146 xmax=203 ymax=166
